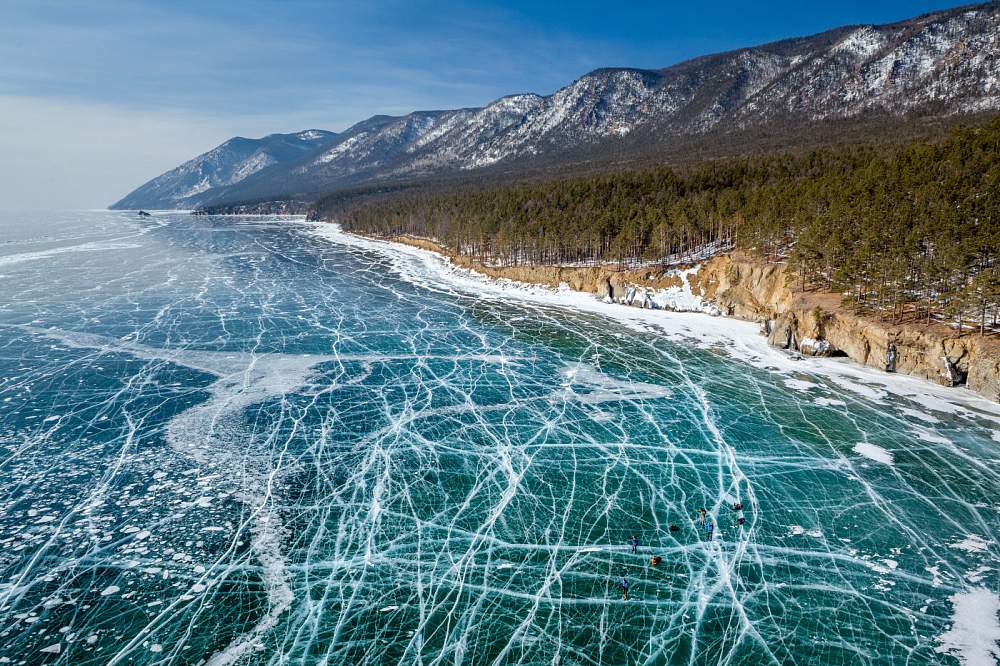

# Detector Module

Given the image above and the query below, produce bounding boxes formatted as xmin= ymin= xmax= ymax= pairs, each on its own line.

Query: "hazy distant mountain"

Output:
xmin=109 ymin=130 xmax=337 ymax=209
xmin=113 ymin=2 xmax=1000 ymax=210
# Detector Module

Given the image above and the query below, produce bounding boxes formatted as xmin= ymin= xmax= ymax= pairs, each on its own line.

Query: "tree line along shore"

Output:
xmin=314 ymin=117 xmax=1000 ymax=336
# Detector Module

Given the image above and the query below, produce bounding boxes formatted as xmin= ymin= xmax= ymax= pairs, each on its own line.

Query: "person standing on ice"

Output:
xmin=620 ymin=577 xmax=629 ymax=600
xmin=629 ymin=534 xmax=639 ymax=554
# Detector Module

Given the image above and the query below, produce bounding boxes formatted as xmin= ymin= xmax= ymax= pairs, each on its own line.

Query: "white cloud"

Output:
xmin=0 ymin=2 xmax=610 ymax=210
xmin=0 ymin=96 xmax=287 ymax=210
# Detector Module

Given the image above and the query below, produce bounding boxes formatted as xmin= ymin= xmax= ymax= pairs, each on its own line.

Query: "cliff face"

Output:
xmin=384 ymin=234 xmax=1000 ymax=402
xmin=694 ymin=255 xmax=796 ymax=320
xmin=695 ymin=255 xmax=1000 ymax=401
xmin=765 ymin=309 xmax=1000 ymax=400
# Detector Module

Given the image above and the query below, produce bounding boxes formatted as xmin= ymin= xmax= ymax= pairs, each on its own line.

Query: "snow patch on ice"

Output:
xmin=788 ymin=525 xmax=822 ymax=538
xmin=555 ymin=363 xmax=671 ymax=406
xmin=853 ymin=442 xmax=894 ymax=466
xmin=912 ymin=429 xmax=952 ymax=445
xmin=784 ymin=379 xmax=820 ymax=392
xmin=935 ymin=588 xmax=1000 ymax=666
xmin=950 ymin=535 xmax=991 ymax=554
xmin=900 ymin=407 xmax=940 ymax=424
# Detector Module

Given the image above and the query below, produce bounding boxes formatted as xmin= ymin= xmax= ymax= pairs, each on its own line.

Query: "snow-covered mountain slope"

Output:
xmin=110 ymin=130 xmax=337 ymax=209
xmin=115 ymin=2 xmax=1000 ymax=210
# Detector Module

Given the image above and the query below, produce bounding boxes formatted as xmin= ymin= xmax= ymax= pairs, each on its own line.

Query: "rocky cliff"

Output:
xmin=696 ymin=255 xmax=1000 ymax=402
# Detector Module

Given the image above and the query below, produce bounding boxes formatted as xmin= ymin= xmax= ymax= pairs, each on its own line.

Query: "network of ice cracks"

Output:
xmin=0 ymin=212 xmax=997 ymax=666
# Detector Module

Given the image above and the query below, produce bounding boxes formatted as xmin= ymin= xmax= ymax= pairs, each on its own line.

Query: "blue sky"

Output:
xmin=0 ymin=0 xmax=974 ymax=208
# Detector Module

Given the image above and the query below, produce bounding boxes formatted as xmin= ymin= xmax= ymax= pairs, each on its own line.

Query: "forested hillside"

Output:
xmin=319 ymin=118 xmax=1000 ymax=332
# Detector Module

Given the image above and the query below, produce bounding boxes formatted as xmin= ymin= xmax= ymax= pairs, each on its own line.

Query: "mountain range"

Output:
xmin=111 ymin=2 xmax=1000 ymax=211
xmin=111 ymin=130 xmax=337 ymax=210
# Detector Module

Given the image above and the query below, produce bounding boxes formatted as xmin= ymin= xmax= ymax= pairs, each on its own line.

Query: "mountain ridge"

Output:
xmin=110 ymin=129 xmax=337 ymax=210
xmin=111 ymin=2 xmax=1000 ymax=210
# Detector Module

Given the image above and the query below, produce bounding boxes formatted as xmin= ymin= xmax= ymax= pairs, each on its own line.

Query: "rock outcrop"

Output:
xmin=693 ymin=254 xmax=1000 ymax=401
xmin=694 ymin=255 xmax=795 ymax=320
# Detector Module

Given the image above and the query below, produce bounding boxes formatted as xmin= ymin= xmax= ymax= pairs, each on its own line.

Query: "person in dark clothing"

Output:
xmin=737 ymin=517 xmax=746 ymax=526
xmin=629 ymin=534 xmax=639 ymax=554
xmin=704 ymin=520 xmax=714 ymax=538
xmin=732 ymin=503 xmax=743 ymax=511
xmin=669 ymin=524 xmax=680 ymax=533
xmin=620 ymin=577 xmax=629 ymax=600
xmin=650 ymin=555 xmax=662 ymax=566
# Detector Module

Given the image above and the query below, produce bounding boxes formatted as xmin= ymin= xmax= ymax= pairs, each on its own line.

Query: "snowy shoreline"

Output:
xmin=306 ymin=221 xmax=1000 ymax=423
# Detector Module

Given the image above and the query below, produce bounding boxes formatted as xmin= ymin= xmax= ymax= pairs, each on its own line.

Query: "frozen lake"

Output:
xmin=0 ymin=211 xmax=998 ymax=664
